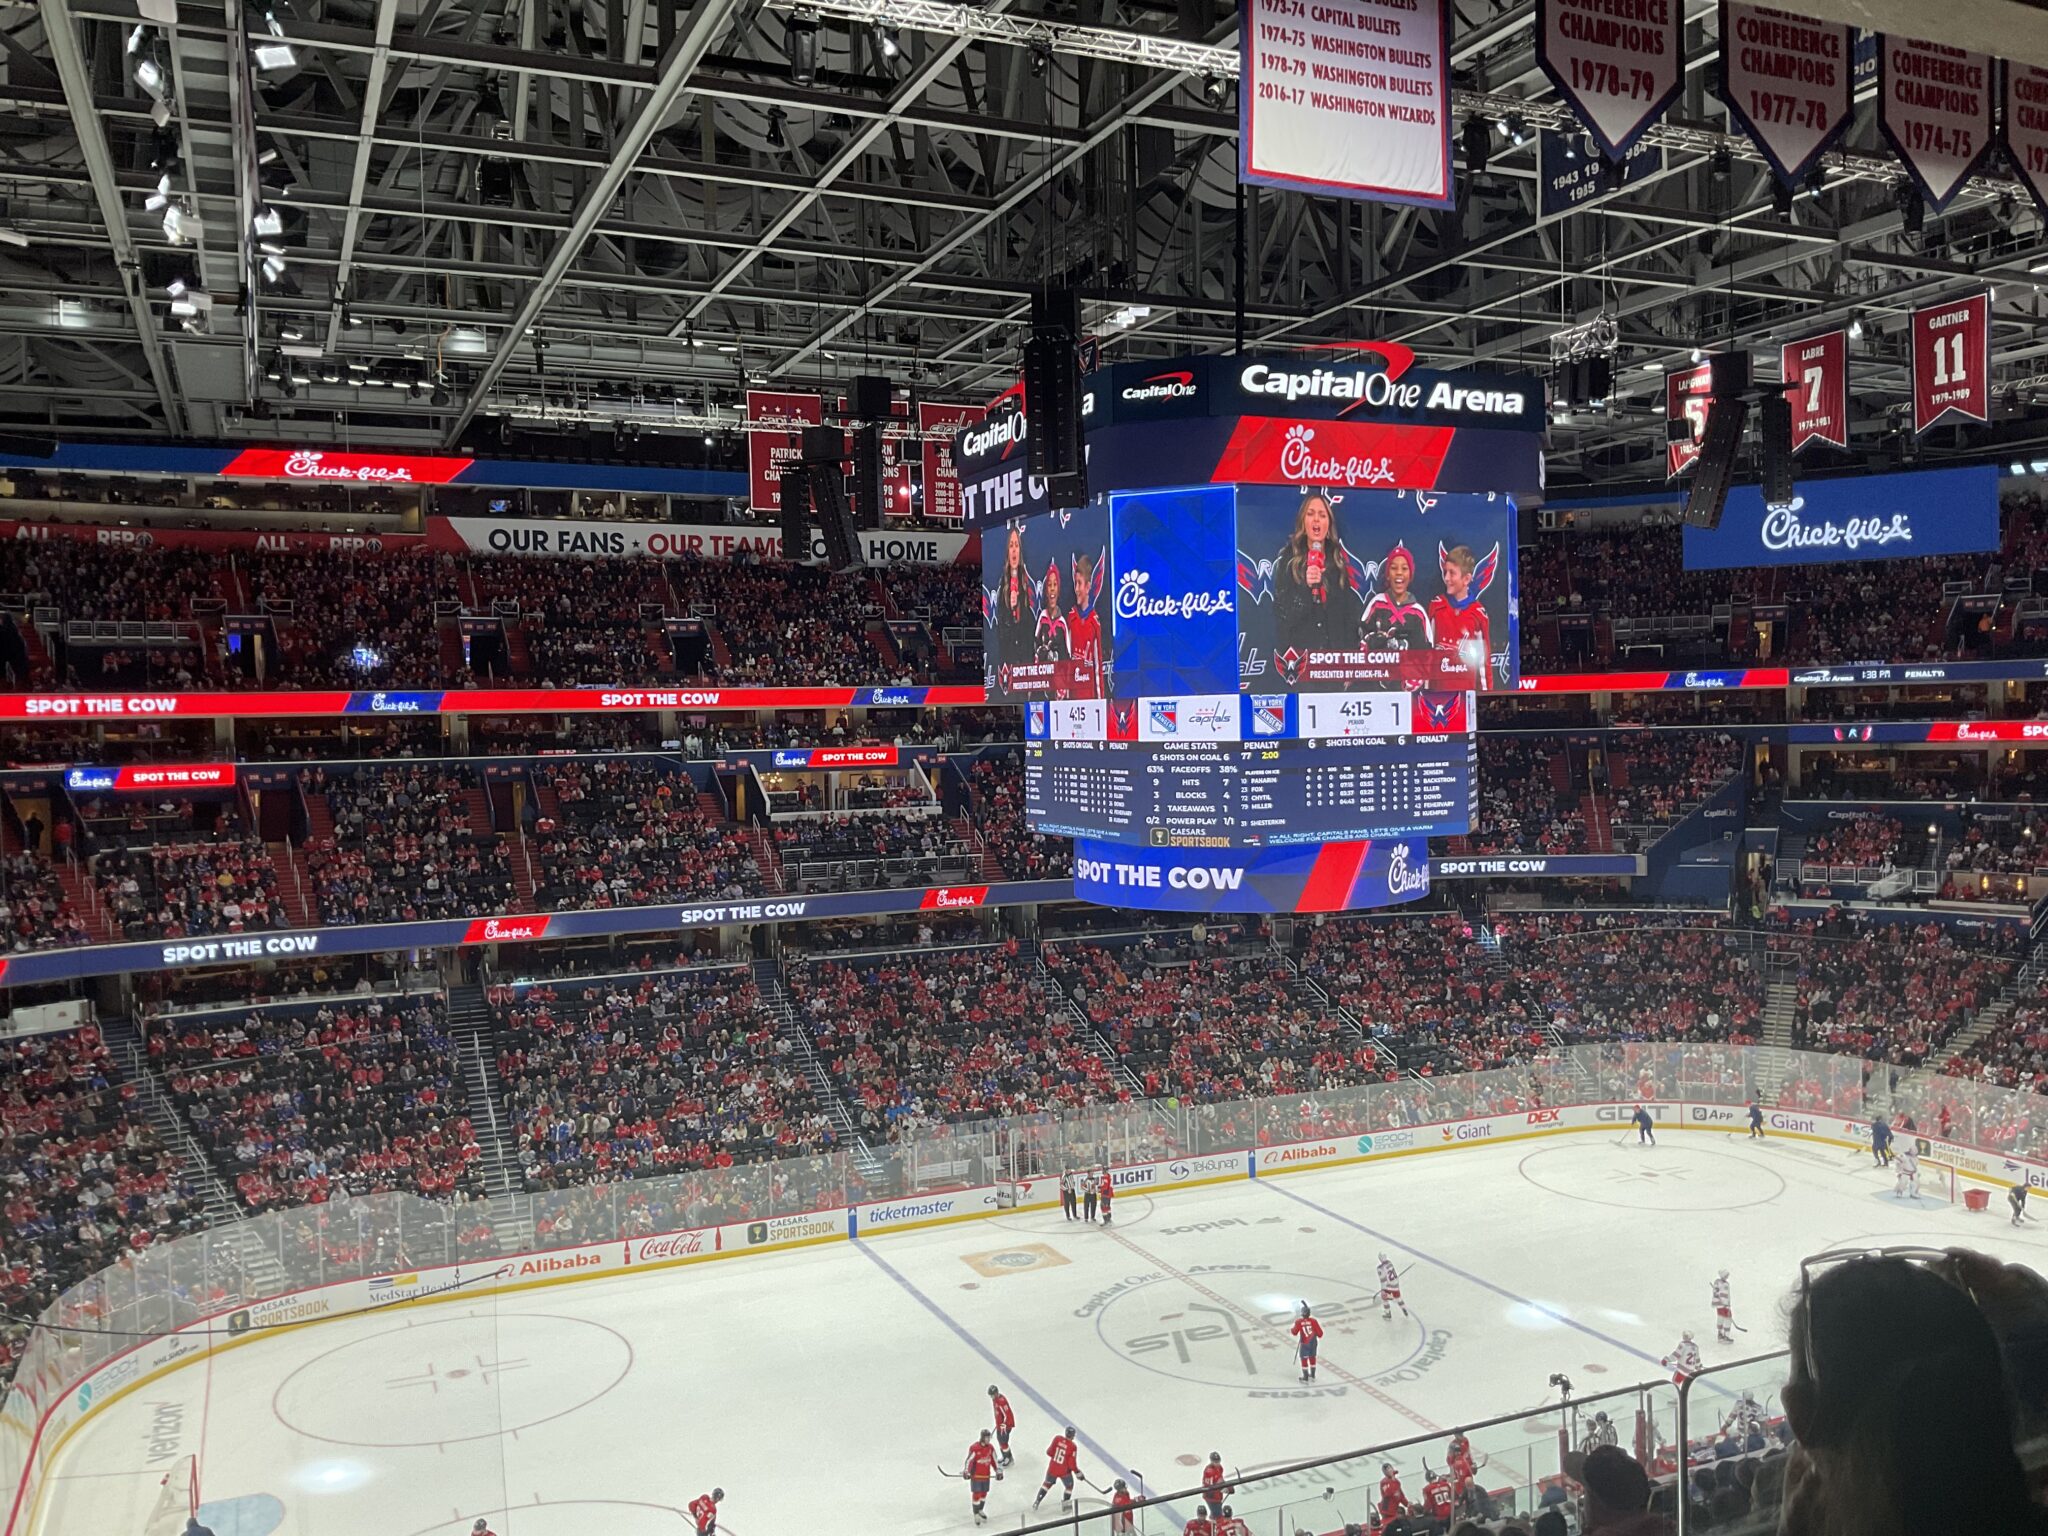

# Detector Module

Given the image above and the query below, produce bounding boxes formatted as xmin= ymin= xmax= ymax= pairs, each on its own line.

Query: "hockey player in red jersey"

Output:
xmin=1108 ymin=1478 xmax=1137 ymax=1534
xmin=963 ymin=1431 xmax=1000 ymax=1523
xmin=469 ymin=1522 xmax=497 ymax=1536
xmin=1377 ymin=1464 xmax=1409 ymax=1523
xmin=1201 ymin=1451 xmax=1228 ymax=1516
xmin=688 ymin=1489 xmax=722 ymax=1535
xmin=988 ymin=1384 xmax=1016 ymax=1466
xmin=1033 ymin=1427 xmax=1083 ymax=1508
xmin=1182 ymin=1510 xmax=1214 ymax=1536
xmin=1422 ymin=1468 xmax=1454 ymax=1524
xmin=1213 ymin=1504 xmax=1250 ymax=1536
xmin=1098 ymin=1167 xmax=1114 ymax=1224
xmin=1290 ymin=1301 xmax=1324 ymax=1381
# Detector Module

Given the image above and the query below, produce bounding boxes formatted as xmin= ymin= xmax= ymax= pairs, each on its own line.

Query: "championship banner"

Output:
xmin=1666 ymin=363 xmax=1713 ymax=478
xmin=1537 ymin=131 xmax=1661 ymax=215
xmin=1238 ymin=0 xmax=1453 ymax=208
xmin=2002 ymin=62 xmax=2048 ymax=217
xmin=744 ymin=390 xmax=822 ymax=513
xmin=1716 ymin=3 xmax=1853 ymax=184
xmin=1537 ymin=0 xmax=1684 ymax=158
xmin=1780 ymin=329 xmax=1849 ymax=453
xmin=1911 ymin=291 xmax=1991 ymax=434
xmin=918 ymin=402 xmax=984 ymax=523
xmin=1879 ymin=36 xmax=1993 ymax=211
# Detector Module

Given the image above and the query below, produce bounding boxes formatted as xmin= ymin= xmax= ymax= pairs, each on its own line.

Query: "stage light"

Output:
xmin=787 ymin=10 xmax=817 ymax=85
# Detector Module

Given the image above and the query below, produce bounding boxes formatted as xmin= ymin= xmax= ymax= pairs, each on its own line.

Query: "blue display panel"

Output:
xmin=1025 ymin=734 xmax=1475 ymax=847
xmin=1107 ymin=484 xmax=1242 ymax=699
xmin=1681 ymin=464 xmax=2000 ymax=571
xmin=1071 ymin=837 xmax=1432 ymax=913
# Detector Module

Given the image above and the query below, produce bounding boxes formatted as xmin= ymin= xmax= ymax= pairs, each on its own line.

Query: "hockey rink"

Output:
xmin=31 ymin=1129 xmax=2048 ymax=1536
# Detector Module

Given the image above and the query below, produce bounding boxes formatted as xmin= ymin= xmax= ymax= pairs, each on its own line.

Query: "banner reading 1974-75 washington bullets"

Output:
xmin=1238 ymin=0 xmax=1453 ymax=208
xmin=1780 ymin=330 xmax=1849 ymax=453
xmin=2003 ymin=63 xmax=2048 ymax=218
xmin=1538 ymin=0 xmax=1684 ymax=159
xmin=1716 ymin=3 xmax=1853 ymax=184
xmin=1879 ymin=36 xmax=1993 ymax=212
xmin=1912 ymin=291 xmax=1991 ymax=435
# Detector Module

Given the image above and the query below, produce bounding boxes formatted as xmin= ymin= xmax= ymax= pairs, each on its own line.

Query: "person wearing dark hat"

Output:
xmin=1580 ymin=1445 xmax=1668 ymax=1536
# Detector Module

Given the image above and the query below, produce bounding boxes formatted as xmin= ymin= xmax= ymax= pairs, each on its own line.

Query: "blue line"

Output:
xmin=853 ymin=1239 xmax=1192 ymax=1525
xmin=1258 ymin=1179 xmax=1739 ymax=1404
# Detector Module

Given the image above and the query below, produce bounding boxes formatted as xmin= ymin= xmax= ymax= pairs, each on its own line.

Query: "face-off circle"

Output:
xmin=274 ymin=1313 xmax=633 ymax=1447
xmin=1516 ymin=1143 xmax=1786 ymax=1212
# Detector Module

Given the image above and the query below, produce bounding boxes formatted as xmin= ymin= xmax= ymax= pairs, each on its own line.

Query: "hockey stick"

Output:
xmin=936 ymin=1465 xmax=964 ymax=1480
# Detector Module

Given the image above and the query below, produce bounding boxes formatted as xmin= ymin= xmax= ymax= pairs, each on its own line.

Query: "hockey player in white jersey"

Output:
xmin=1663 ymin=1331 xmax=1703 ymax=1384
xmin=1711 ymin=1270 xmax=1734 ymax=1344
xmin=1376 ymin=1254 xmax=1408 ymax=1319
xmin=1720 ymin=1390 xmax=1767 ymax=1446
xmin=1894 ymin=1142 xmax=1921 ymax=1200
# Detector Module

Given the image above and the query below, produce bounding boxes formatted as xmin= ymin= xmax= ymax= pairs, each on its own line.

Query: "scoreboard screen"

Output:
xmin=1024 ymin=734 xmax=1475 ymax=848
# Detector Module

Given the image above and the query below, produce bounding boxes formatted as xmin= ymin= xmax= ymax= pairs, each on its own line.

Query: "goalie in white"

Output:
xmin=1894 ymin=1142 xmax=1921 ymax=1200
xmin=1711 ymin=1270 xmax=1734 ymax=1344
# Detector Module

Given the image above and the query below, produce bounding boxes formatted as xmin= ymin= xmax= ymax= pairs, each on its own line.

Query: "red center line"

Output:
xmin=1100 ymin=1225 xmax=1440 ymax=1433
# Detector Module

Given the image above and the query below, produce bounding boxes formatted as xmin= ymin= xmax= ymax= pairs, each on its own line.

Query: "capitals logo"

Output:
xmin=1109 ymin=700 xmax=1138 ymax=740
xmin=1150 ymin=701 xmax=1178 ymax=735
xmin=1416 ymin=692 xmax=1469 ymax=732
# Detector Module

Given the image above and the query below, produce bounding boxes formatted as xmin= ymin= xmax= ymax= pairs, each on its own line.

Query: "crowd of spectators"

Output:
xmin=1803 ymin=813 xmax=1905 ymax=871
xmin=1942 ymin=808 xmax=2048 ymax=878
xmin=94 ymin=838 xmax=287 ymax=940
xmin=470 ymin=556 xmax=674 ymax=686
xmin=1783 ymin=916 xmax=2018 ymax=1065
xmin=493 ymin=968 xmax=836 ymax=1189
xmin=665 ymin=560 xmax=893 ymax=687
xmin=1 ymin=848 xmax=92 ymax=951
xmin=0 ymin=1024 xmax=207 ymax=1383
xmin=1499 ymin=913 xmax=1764 ymax=1046
xmin=772 ymin=812 xmax=968 ymax=890
xmin=527 ymin=758 xmax=764 ymax=910
xmin=1466 ymin=736 xmax=1586 ymax=853
xmin=1301 ymin=914 xmax=1544 ymax=1073
xmin=242 ymin=550 xmax=465 ymax=689
xmin=302 ymin=765 xmax=517 ymax=925
xmin=145 ymin=994 xmax=481 ymax=1211
xmin=789 ymin=943 xmax=1123 ymax=1138
xmin=968 ymin=754 xmax=1072 ymax=880
xmin=1605 ymin=731 xmax=1743 ymax=827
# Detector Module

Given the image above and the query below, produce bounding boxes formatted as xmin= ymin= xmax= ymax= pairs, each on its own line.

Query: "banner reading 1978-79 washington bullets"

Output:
xmin=1879 ymin=36 xmax=1994 ymax=212
xmin=1238 ymin=0 xmax=1453 ymax=208
xmin=1538 ymin=0 xmax=1684 ymax=158
xmin=2003 ymin=63 xmax=2048 ymax=218
xmin=1716 ymin=3 xmax=1853 ymax=184
xmin=1780 ymin=330 xmax=1849 ymax=453
xmin=1912 ymin=291 xmax=1991 ymax=435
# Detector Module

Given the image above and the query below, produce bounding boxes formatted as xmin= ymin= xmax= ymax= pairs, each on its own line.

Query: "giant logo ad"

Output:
xmin=1107 ymin=486 xmax=1241 ymax=700
xmin=981 ymin=499 xmax=1110 ymax=704
xmin=1680 ymin=464 xmax=1998 ymax=570
xmin=1071 ymin=836 xmax=1431 ymax=914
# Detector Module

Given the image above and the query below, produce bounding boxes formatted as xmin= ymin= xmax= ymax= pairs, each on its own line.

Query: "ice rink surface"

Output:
xmin=36 ymin=1129 xmax=2048 ymax=1536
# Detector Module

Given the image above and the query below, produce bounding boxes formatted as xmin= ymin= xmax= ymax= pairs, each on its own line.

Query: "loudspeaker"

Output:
xmin=778 ymin=464 xmax=812 ymax=561
xmin=1759 ymin=391 xmax=1795 ymax=508
xmin=851 ymin=424 xmax=884 ymax=530
xmin=849 ymin=375 xmax=892 ymax=422
xmin=1667 ymin=415 xmax=1698 ymax=445
xmin=811 ymin=464 xmax=863 ymax=570
xmin=1023 ymin=334 xmax=1082 ymax=479
xmin=1709 ymin=350 xmax=1752 ymax=398
xmin=1685 ymin=396 xmax=1751 ymax=530
xmin=1031 ymin=286 xmax=1081 ymax=341
xmin=801 ymin=424 xmax=845 ymax=466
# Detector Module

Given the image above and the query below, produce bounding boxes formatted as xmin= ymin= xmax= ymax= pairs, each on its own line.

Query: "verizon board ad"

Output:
xmin=1237 ymin=0 xmax=1453 ymax=208
xmin=1911 ymin=291 xmax=1991 ymax=434
xmin=918 ymin=402 xmax=985 ymax=523
xmin=1666 ymin=364 xmax=1713 ymax=478
xmin=429 ymin=516 xmax=970 ymax=568
xmin=1780 ymin=330 xmax=1849 ymax=453
xmin=1716 ymin=3 xmax=1853 ymax=183
xmin=2003 ymin=63 xmax=2048 ymax=217
xmin=745 ymin=390 xmax=822 ymax=513
xmin=1879 ymin=36 xmax=1993 ymax=211
xmin=1537 ymin=0 xmax=1684 ymax=158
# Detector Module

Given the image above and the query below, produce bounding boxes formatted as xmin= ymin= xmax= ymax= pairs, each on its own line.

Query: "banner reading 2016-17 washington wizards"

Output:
xmin=1234 ymin=486 xmax=1519 ymax=691
xmin=981 ymin=500 xmax=1111 ymax=704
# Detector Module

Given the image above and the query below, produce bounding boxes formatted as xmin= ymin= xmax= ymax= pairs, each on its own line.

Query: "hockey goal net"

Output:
xmin=142 ymin=1454 xmax=198 ymax=1536
xmin=1914 ymin=1157 xmax=1959 ymax=1204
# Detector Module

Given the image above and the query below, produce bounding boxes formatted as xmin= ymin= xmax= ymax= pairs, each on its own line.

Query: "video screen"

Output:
xmin=981 ymin=500 xmax=1111 ymax=703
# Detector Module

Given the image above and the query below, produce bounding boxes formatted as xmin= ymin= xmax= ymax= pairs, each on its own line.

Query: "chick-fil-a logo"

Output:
xmin=1277 ymin=425 xmax=1399 ymax=488
xmin=1386 ymin=842 xmax=1431 ymax=897
xmin=1760 ymin=500 xmax=1913 ymax=554
xmin=1115 ymin=569 xmax=1234 ymax=622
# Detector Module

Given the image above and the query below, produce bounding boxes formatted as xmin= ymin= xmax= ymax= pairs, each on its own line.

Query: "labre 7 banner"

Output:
xmin=1879 ymin=36 xmax=1993 ymax=211
xmin=2003 ymin=62 xmax=2048 ymax=217
xmin=1538 ymin=0 xmax=1684 ymax=158
xmin=1238 ymin=0 xmax=1452 ymax=207
xmin=1780 ymin=330 xmax=1849 ymax=453
xmin=1716 ymin=3 xmax=1852 ymax=183
xmin=1911 ymin=291 xmax=1991 ymax=434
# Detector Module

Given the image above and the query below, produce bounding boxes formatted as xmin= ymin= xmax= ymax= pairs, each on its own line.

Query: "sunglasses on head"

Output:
xmin=1796 ymin=1246 xmax=1980 ymax=1387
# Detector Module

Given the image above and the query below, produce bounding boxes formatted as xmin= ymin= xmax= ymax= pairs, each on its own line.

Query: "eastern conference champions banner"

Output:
xmin=982 ymin=484 xmax=1517 ymax=701
xmin=1716 ymin=3 xmax=1853 ymax=183
xmin=1238 ymin=0 xmax=1452 ymax=207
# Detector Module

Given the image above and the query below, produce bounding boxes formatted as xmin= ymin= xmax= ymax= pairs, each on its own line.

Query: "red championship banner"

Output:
xmin=1238 ymin=0 xmax=1453 ymax=208
xmin=1879 ymin=36 xmax=1993 ymax=211
xmin=1537 ymin=0 xmax=1684 ymax=158
xmin=918 ymin=402 xmax=985 ymax=523
xmin=1716 ymin=3 xmax=1852 ymax=183
xmin=1911 ymin=291 xmax=1991 ymax=434
xmin=1780 ymin=330 xmax=1849 ymax=453
xmin=2002 ymin=63 xmax=2048 ymax=217
xmin=1666 ymin=363 xmax=1714 ymax=478
xmin=745 ymin=390 xmax=822 ymax=513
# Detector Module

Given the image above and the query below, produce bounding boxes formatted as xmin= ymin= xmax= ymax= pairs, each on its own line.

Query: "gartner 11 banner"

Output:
xmin=1680 ymin=464 xmax=1999 ymax=570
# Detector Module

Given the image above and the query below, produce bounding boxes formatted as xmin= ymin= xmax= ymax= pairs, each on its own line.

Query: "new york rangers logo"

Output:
xmin=1027 ymin=702 xmax=1047 ymax=735
xmin=1150 ymin=701 xmax=1178 ymax=735
xmin=1252 ymin=698 xmax=1288 ymax=736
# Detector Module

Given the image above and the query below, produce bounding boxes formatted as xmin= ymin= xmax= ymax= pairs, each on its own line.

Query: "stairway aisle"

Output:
xmin=446 ymin=984 xmax=524 ymax=1214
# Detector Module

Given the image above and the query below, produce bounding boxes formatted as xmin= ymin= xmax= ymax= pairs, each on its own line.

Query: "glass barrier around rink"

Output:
xmin=1674 ymin=1354 xmax=1799 ymax=1536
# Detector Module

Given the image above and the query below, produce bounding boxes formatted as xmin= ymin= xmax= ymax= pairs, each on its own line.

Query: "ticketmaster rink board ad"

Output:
xmin=960 ymin=345 xmax=1544 ymax=916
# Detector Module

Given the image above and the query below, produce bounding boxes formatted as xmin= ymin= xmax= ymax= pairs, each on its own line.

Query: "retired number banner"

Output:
xmin=1911 ymin=292 xmax=1991 ymax=435
xmin=1716 ymin=3 xmax=1852 ymax=183
xmin=1667 ymin=363 xmax=1714 ymax=478
xmin=2003 ymin=63 xmax=2048 ymax=218
xmin=745 ymin=390 xmax=822 ymax=513
xmin=1238 ymin=0 xmax=1453 ymax=207
xmin=1780 ymin=330 xmax=1848 ymax=453
xmin=917 ymin=402 xmax=984 ymax=523
xmin=1879 ymin=36 xmax=1993 ymax=211
xmin=1538 ymin=0 xmax=1684 ymax=159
